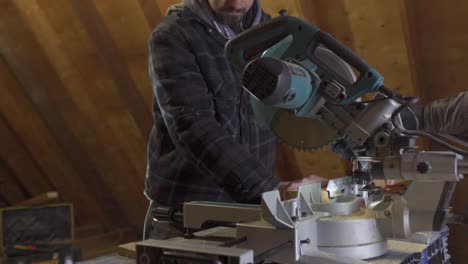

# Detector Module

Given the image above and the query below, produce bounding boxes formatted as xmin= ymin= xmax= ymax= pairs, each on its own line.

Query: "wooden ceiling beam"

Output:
xmin=16 ymin=0 xmax=148 ymax=230
xmin=0 ymin=158 xmax=28 ymax=205
xmin=399 ymin=1 xmax=468 ymax=260
xmin=0 ymin=109 xmax=52 ymax=197
xmin=0 ymin=2 xmax=120 ymax=227
xmin=137 ymin=0 xmax=163 ymax=30
xmin=73 ymin=0 xmax=153 ymax=139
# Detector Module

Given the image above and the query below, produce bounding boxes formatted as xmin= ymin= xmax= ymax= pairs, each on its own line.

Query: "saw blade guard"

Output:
xmin=244 ymin=36 xmax=358 ymax=149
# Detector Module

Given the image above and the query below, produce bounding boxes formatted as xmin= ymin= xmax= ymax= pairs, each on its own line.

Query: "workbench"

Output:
xmin=79 ymin=228 xmax=448 ymax=264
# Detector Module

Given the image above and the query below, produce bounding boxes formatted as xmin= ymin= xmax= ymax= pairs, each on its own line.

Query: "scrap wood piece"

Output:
xmin=74 ymin=227 xmax=138 ymax=260
xmin=117 ymin=242 xmax=136 ymax=259
xmin=15 ymin=191 xmax=60 ymax=207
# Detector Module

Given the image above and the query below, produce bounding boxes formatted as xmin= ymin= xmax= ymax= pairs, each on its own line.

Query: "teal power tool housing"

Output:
xmin=225 ymin=15 xmax=409 ymax=159
xmin=134 ymin=16 xmax=468 ymax=264
xmin=225 ymin=14 xmax=468 ymax=235
xmin=225 ymin=15 xmax=384 ymax=117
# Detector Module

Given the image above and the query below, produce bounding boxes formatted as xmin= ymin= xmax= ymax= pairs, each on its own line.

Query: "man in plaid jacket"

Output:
xmin=145 ymin=0 xmax=468 ymax=240
xmin=145 ymin=0 xmax=318 ymax=239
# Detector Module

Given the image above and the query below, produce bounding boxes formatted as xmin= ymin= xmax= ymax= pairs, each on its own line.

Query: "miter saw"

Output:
xmin=136 ymin=14 xmax=468 ymax=263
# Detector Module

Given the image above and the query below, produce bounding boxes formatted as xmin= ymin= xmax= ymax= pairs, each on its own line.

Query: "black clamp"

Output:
xmin=152 ymin=205 xmax=183 ymax=223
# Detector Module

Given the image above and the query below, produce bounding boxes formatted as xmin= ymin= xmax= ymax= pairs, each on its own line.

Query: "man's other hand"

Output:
xmin=277 ymin=175 xmax=328 ymax=200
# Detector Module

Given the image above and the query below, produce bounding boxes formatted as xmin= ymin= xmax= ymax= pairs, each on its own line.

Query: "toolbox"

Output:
xmin=0 ymin=204 xmax=80 ymax=263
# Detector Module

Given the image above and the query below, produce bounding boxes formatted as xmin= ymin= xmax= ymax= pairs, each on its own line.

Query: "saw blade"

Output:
xmin=270 ymin=47 xmax=357 ymax=151
xmin=272 ymin=111 xmax=337 ymax=150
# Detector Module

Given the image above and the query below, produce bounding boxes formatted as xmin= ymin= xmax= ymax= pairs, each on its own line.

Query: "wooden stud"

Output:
xmin=15 ymin=192 xmax=60 ymax=207
xmin=400 ymin=0 xmax=468 ymax=260
xmin=25 ymin=0 xmax=149 ymax=230
xmin=73 ymin=0 xmax=153 ymax=139
xmin=0 ymin=159 xmax=28 ymax=205
xmin=75 ymin=224 xmax=106 ymax=240
xmin=0 ymin=99 xmax=52 ymax=196
xmin=117 ymin=242 xmax=137 ymax=259
xmin=73 ymin=227 xmax=138 ymax=260
xmin=137 ymin=0 xmax=163 ymax=30
xmin=0 ymin=2 xmax=118 ymax=227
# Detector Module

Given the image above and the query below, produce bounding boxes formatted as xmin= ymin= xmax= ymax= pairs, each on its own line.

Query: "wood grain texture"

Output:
xmin=0 ymin=158 xmax=28 ymax=205
xmin=138 ymin=0 xmax=163 ymax=30
xmin=73 ymin=0 xmax=153 ymax=139
xmin=0 ymin=70 xmax=53 ymax=196
xmin=0 ymin=2 xmax=465 ymax=257
xmin=0 ymin=1 xmax=116 ymax=227
xmin=342 ymin=0 xmax=415 ymax=96
xmin=401 ymin=1 xmax=468 ymax=261
xmin=15 ymin=192 xmax=60 ymax=207
xmin=16 ymin=0 xmax=148 ymax=230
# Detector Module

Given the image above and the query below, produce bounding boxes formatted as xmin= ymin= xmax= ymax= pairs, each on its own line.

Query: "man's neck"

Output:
xmin=229 ymin=23 xmax=243 ymax=35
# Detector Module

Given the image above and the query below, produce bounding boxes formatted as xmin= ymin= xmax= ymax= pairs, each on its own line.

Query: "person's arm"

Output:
xmin=422 ymin=92 xmax=468 ymax=139
xmin=149 ymin=28 xmax=279 ymax=203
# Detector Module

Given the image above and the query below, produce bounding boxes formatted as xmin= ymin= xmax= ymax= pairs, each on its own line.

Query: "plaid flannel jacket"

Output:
xmin=145 ymin=7 xmax=280 ymax=208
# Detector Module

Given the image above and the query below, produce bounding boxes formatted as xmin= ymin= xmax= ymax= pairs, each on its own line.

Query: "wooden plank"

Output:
xmin=74 ymin=227 xmax=138 ymax=260
xmin=396 ymin=0 xmax=468 ymax=260
xmin=154 ymin=0 xmax=181 ymax=19
xmin=397 ymin=0 xmax=426 ymax=101
xmin=0 ymin=2 xmax=116 ymax=227
xmin=75 ymin=224 xmax=106 ymax=240
xmin=25 ymin=0 xmax=148 ymax=229
xmin=448 ymin=224 xmax=468 ymax=262
xmin=0 ymin=159 xmax=28 ymax=205
xmin=73 ymin=0 xmax=153 ymax=139
xmin=0 ymin=54 xmax=101 ymax=226
xmin=262 ymin=0 xmax=305 ymax=18
xmin=298 ymin=0 xmax=356 ymax=48
xmin=15 ymin=192 xmax=60 ymax=207
xmin=402 ymin=0 xmax=468 ymax=101
xmin=117 ymin=242 xmax=137 ymax=259
xmin=137 ymin=0 xmax=163 ymax=30
xmin=0 ymin=104 xmax=52 ymax=196
xmin=93 ymin=0 xmax=152 ymax=57
xmin=0 ymin=197 xmax=8 ymax=208
xmin=13 ymin=0 xmax=145 ymax=229
xmin=342 ymin=0 xmax=415 ymax=97
xmin=92 ymin=0 xmax=154 ymax=112
xmin=106 ymin=0 xmax=157 ymax=179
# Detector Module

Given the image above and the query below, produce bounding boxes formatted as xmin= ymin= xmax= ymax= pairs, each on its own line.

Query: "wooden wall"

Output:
xmin=403 ymin=0 xmax=468 ymax=261
xmin=0 ymin=0 xmax=466 ymax=260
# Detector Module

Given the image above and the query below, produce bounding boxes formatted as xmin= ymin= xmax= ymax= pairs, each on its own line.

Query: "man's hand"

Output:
xmin=277 ymin=175 xmax=328 ymax=200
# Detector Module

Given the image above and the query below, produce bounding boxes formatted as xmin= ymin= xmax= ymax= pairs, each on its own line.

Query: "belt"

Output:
xmin=152 ymin=204 xmax=183 ymax=224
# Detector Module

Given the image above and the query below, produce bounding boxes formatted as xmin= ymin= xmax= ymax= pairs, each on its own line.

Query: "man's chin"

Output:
xmin=217 ymin=14 xmax=244 ymax=26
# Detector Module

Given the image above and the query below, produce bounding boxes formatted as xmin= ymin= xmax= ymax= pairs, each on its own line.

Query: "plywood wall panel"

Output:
xmin=0 ymin=1 xmax=117 ymax=227
xmin=15 ymin=0 xmax=149 ymax=228
xmin=0 ymin=158 xmax=28 ymax=205
xmin=402 ymin=1 xmax=468 ymax=261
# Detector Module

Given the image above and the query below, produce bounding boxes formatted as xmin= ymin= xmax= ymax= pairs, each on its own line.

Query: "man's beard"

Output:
xmin=215 ymin=8 xmax=247 ymax=25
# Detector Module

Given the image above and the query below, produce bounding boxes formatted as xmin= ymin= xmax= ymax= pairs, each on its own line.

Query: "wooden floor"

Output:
xmin=77 ymin=254 xmax=134 ymax=264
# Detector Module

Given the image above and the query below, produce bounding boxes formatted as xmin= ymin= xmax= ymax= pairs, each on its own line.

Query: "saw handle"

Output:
xmin=225 ymin=15 xmax=384 ymax=103
xmin=225 ymin=15 xmax=318 ymax=71
xmin=314 ymin=31 xmax=372 ymax=78
xmin=226 ymin=16 xmax=374 ymax=77
xmin=312 ymin=31 xmax=384 ymax=102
